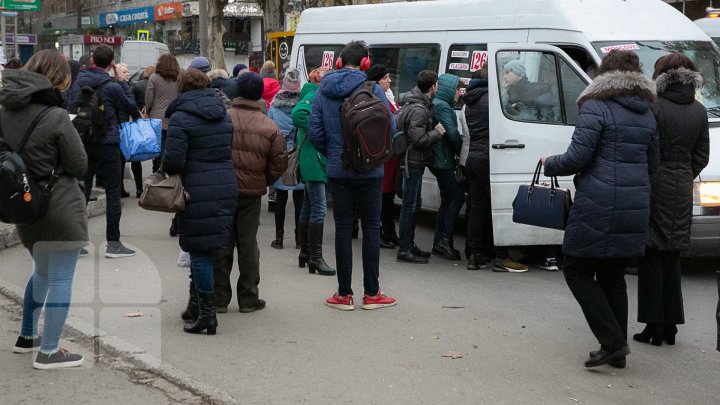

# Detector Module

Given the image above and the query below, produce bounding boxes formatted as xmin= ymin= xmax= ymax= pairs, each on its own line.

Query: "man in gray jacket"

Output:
xmin=396 ymin=70 xmax=445 ymax=264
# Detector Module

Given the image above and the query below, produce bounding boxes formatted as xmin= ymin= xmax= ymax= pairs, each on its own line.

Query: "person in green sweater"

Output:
xmin=430 ymin=73 xmax=465 ymax=260
xmin=291 ymin=67 xmax=335 ymax=276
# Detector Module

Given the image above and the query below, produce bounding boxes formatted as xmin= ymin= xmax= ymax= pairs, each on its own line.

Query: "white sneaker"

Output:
xmin=540 ymin=257 xmax=559 ymax=271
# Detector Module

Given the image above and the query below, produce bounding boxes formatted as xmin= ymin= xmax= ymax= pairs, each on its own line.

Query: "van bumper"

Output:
xmin=685 ymin=214 xmax=720 ymax=257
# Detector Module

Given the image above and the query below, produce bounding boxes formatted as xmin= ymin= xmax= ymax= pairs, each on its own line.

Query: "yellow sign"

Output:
xmin=137 ymin=30 xmax=150 ymax=41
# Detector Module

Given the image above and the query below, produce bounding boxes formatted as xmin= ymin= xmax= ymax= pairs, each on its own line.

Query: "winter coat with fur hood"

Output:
xmin=648 ymin=68 xmax=709 ymax=251
xmin=544 ymin=71 xmax=659 ymax=259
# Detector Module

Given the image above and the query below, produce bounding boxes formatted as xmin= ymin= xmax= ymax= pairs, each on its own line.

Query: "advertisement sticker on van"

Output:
xmin=600 ymin=44 xmax=640 ymax=53
xmin=449 ymin=63 xmax=469 ymax=71
xmin=451 ymin=50 xmax=469 ymax=58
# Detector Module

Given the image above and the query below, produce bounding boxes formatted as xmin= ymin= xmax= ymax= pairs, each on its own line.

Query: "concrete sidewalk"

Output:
xmin=0 ymin=192 xmax=719 ymax=404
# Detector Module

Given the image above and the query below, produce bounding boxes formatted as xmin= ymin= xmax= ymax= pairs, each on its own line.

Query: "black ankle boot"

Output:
xmin=432 ymin=237 xmax=461 ymax=260
xmin=664 ymin=324 xmax=678 ymax=345
xmin=183 ymin=292 xmax=218 ymax=335
xmin=297 ymin=220 xmax=310 ymax=268
xmin=633 ymin=323 xmax=663 ymax=346
xmin=181 ymin=281 xmax=199 ymax=322
xmin=308 ymin=223 xmax=336 ymax=276
xmin=271 ymin=231 xmax=284 ymax=249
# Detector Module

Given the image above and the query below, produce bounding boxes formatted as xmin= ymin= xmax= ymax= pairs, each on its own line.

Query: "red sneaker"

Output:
xmin=362 ymin=292 xmax=397 ymax=310
xmin=325 ymin=293 xmax=354 ymax=311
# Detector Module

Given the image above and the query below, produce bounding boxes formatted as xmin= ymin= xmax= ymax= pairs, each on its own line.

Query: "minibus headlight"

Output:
xmin=694 ymin=182 xmax=720 ymax=206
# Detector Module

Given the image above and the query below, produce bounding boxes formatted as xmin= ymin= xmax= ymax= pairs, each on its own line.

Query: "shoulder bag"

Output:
xmin=138 ymin=168 xmax=188 ymax=213
xmin=280 ymin=127 xmax=303 ymax=187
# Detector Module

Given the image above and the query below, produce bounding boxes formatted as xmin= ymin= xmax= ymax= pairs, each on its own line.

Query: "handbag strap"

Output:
xmin=532 ymin=158 xmax=560 ymax=189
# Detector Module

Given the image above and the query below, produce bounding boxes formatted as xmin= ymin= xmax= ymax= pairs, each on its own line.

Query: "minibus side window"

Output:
xmin=369 ymin=45 xmax=441 ymax=103
xmin=497 ymin=51 xmax=563 ymax=124
xmin=445 ymin=44 xmax=489 ymax=109
xmin=559 ymin=58 xmax=587 ymax=126
xmin=302 ymin=45 xmax=345 ymax=72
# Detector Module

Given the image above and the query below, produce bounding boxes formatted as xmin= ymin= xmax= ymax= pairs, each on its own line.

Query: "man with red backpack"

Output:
xmin=308 ymin=41 xmax=397 ymax=311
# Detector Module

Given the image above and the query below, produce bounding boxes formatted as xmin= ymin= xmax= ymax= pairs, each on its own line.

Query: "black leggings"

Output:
xmin=120 ymin=154 xmax=143 ymax=194
xmin=275 ymin=189 xmax=304 ymax=233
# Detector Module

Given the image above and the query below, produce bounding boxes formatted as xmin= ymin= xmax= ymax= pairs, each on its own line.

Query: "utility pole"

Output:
xmin=199 ymin=0 xmax=208 ymax=56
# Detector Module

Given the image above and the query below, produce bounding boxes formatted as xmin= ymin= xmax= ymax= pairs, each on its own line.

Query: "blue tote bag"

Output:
xmin=120 ymin=118 xmax=162 ymax=162
xmin=512 ymin=160 xmax=573 ymax=230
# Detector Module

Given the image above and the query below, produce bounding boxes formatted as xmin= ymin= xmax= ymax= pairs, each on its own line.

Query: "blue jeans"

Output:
xmin=329 ymin=178 xmax=382 ymax=297
xmin=429 ymin=167 xmax=465 ymax=243
xmin=190 ymin=253 xmax=214 ymax=295
xmin=299 ymin=181 xmax=328 ymax=224
xmin=21 ymin=246 xmax=80 ymax=353
xmin=398 ymin=166 xmax=425 ymax=253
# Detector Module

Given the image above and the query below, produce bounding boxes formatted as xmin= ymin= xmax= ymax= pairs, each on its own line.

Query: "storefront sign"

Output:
xmin=0 ymin=0 xmax=40 ymax=11
xmin=84 ymin=35 xmax=122 ymax=46
xmin=4 ymin=34 xmax=37 ymax=45
xmin=181 ymin=1 xmax=262 ymax=17
xmin=155 ymin=2 xmax=182 ymax=21
xmin=100 ymin=6 xmax=154 ymax=28
xmin=223 ymin=40 xmax=250 ymax=55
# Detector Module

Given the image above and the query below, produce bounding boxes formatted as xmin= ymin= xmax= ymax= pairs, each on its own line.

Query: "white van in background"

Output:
xmin=695 ymin=9 xmax=720 ymax=47
xmin=120 ymin=41 xmax=170 ymax=74
xmin=291 ymin=0 xmax=720 ymax=256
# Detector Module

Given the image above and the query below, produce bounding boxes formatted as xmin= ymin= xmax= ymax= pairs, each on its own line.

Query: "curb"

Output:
xmin=0 ymin=283 xmax=237 ymax=405
xmin=0 ymin=189 xmax=107 ymax=251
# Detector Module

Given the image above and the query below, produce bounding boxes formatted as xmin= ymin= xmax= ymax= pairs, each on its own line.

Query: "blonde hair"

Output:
xmin=23 ymin=49 xmax=71 ymax=91
xmin=143 ymin=65 xmax=156 ymax=79
xmin=261 ymin=60 xmax=275 ymax=72
xmin=207 ymin=68 xmax=229 ymax=80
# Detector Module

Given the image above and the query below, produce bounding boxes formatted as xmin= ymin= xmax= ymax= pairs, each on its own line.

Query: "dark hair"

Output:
xmin=4 ymin=58 xmax=21 ymax=69
xmin=339 ymin=40 xmax=369 ymax=68
xmin=155 ymin=54 xmax=180 ymax=81
xmin=177 ymin=68 xmax=211 ymax=93
xmin=92 ymin=45 xmax=114 ymax=69
xmin=79 ymin=54 xmax=91 ymax=67
xmin=472 ymin=66 xmax=488 ymax=80
xmin=652 ymin=53 xmax=698 ymax=79
xmin=416 ymin=70 xmax=438 ymax=93
xmin=594 ymin=50 xmax=642 ymax=76
xmin=366 ymin=64 xmax=388 ymax=82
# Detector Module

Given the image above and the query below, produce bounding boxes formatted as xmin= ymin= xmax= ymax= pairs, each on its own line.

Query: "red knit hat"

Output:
xmin=262 ymin=78 xmax=281 ymax=109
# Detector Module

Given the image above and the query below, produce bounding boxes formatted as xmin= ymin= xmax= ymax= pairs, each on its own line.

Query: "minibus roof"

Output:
xmin=695 ymin=17 xmax=720 ymax=38
xmin=297 ymin=0 xmax=708 ymax=42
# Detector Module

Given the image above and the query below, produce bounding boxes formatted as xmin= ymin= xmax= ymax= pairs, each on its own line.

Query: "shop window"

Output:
xmin=370 ymin=44 xmax=441 ymax=102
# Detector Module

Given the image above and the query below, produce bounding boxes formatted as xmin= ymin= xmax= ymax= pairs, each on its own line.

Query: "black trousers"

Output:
xmin=563 ymin=256 xmax=629 ymax=350
xmin=212 ymin=196 xmax=261 ymax=307
xmin=274 ymin=189 xmax=304 ymax=234
xmin=380 ymin=192 xmax=397 ymax=239
xmin=120 ymin=154 xmax=143 ymax=194
xmin=465 ymin=157 xmax=494 ymax=260
xmin=637 ymin=247 xmax=684 ymax=325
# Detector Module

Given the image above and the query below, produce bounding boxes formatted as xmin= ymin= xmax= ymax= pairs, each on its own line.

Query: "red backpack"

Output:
xmin=340 ymin=81 xmax=393 ymax=172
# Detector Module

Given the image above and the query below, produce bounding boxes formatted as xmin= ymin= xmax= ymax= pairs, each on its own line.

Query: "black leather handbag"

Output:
xmin=512 ymin=160 xmax=572 ymax=230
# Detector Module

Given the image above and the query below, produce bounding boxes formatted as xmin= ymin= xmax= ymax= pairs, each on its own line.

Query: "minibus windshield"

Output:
xmin=592 ymin=41 xmax=720 ymax=116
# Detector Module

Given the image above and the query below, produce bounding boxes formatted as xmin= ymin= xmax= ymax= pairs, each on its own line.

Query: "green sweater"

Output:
xmin=432 ymin=73 xmax=462 ymax=170
xmin=292 ymin=82 xmax=327 ymax=183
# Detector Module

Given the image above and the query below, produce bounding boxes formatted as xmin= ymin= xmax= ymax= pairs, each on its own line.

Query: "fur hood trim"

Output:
xmin=655 ymin=68 xmax=703 ymax=94
xmin=577 ymin=71 xmax=655 ymax=107
xmin=270 ymin=89 xmax=299 ymax=109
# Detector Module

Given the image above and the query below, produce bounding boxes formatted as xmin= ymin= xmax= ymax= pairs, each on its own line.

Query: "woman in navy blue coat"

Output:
xmin=163 ymin=68 xmax=238 ymax=335
xmin=542 ymin=50 xmax=658 ymax=368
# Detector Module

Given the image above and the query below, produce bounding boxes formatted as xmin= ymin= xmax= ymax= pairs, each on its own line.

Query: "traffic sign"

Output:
xmin=137 ymin=30 xmax=150 ymax=41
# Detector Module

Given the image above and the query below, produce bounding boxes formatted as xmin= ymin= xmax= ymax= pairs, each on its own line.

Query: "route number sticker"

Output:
xmin=322 ymin=51 xmax=335 ymax=69
xmin=470 ymin=51 xmax=487 ymax=72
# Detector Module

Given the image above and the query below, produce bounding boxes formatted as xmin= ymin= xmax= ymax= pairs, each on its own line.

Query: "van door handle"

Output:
xmin=492 ymin=143 xmax=526 ymax=149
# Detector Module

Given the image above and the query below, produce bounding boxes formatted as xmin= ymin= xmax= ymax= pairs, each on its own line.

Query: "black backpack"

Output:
xmin=340 ymin=81 xmax=393 ymax=172
xmin=70 ymin=82 xmax=109 ymax=147
xmin=0 ymin=107 xmax=60 ymax=224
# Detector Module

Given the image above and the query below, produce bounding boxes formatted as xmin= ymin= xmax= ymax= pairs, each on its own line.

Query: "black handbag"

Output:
xmin=0 ymin=107 xmax=59 ymax=225
xmin=512 ymin=159 xmax=572 ymax=230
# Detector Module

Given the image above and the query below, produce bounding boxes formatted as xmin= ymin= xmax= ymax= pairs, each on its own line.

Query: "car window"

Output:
xmin=559 ymin=57 xmax=587 ymax=125
xmin=497 ymin=51 xmax=563 ymax=124
xmin=302 ymin=45 xmax=345 ymax=73
xmin=446 ymin=44 xmax=488 ymax=108
xmin=370 ymin=45 xmax=441 ymax=103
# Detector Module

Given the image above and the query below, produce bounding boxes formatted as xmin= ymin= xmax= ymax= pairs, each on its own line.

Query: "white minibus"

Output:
xmin=291 ymin=0 xmax=720 ymax=255
xmin=120 ymin=40 xmax=170 ymax=75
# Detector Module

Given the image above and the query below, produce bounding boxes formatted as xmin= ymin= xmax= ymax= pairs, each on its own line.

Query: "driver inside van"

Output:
xmin=502 ymin=60 xmax=555 ymax=121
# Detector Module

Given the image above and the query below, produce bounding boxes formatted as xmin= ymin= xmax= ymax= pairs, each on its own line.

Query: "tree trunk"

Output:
xmin=208 ymin=0 xmax=228 ymax=70
xmin=76 ymin=1 xmax=85 ymax=32
xmin=262 ymin=0 xmax=285 ymax=33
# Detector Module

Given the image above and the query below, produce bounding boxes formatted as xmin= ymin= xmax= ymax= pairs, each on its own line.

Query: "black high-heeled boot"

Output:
xmin=297 ymin=220 xmax=310 ymax=268
xmin=181 ymin=281 xmax=199 ymax=322
xmin=633 ymin=323 xmax=663 ymax=346
xmin=308 ymin=223 xmax=336 ymax=276
xmin=664 ymin=324 xmax=678 ymax=345
xmin=183 ymin=292 xmax=218 ymax=335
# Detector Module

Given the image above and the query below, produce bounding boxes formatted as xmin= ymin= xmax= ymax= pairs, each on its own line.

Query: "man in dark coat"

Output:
xmin=66 ymin=44 xmax=140 ymax=259
xmin=309 ymin=40 xmax=397 ymax=311
xmin=542 ymin=51 xmax=658 ymax=368
xmin=396 ymin=70 xmax=446 ymax=264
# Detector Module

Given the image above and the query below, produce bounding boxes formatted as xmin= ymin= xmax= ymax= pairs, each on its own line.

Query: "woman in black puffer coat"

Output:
xmin=162 ymin=68 xmax=238 ymax=335
xmin=542 ymin=50 xmax=658 ymax=369
xmin=634 ymin=54 xmax=710 ymax=347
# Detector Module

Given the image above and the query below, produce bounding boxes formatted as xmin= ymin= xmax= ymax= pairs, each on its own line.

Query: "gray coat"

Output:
xmin=145 ymin=73 xmax=178 ymax=130
xmin=0 ymin=70 xmax=88 ymax=251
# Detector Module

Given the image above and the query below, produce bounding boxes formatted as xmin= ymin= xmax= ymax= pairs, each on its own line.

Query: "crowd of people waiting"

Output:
xmin=1 ymin=42 xmax=718 ymax=371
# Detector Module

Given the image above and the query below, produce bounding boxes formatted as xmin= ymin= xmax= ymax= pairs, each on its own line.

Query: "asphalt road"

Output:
xmin=0 ymin=174 xmax=718 ymax=404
